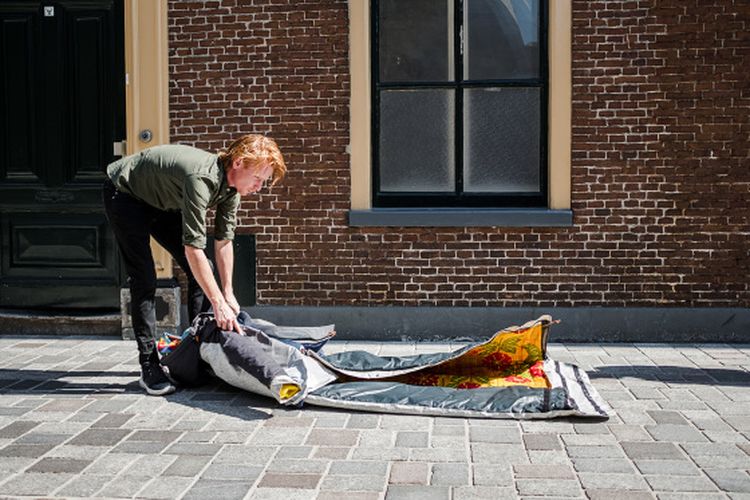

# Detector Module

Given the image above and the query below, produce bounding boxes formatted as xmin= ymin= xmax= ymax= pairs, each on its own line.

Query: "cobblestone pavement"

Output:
xmin=0 ymin=336 xmax=748 ymax=499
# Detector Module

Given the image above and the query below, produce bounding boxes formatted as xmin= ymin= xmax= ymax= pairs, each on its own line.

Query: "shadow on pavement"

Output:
xmin=0 ymin=368 xmax=274 ymax=421
xmin=589 ymin=365 xmax=750 ymax=387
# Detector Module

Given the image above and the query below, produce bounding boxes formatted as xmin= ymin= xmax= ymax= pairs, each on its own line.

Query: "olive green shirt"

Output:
xmin=107 ymin=144 xmax=239 ymax=249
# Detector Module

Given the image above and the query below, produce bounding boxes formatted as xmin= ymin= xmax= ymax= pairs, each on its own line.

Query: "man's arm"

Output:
xmin=214 ymin=239 xmax=240 ymax=314
xmin=185 ymin=245 xmax=242 ymax=333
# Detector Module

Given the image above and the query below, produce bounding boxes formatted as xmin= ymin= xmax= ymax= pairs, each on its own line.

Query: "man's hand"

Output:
xmin=224 ymin=292 xmax=241 ymax=315
xmin=213 ymin=299 xmax=243 ymax=334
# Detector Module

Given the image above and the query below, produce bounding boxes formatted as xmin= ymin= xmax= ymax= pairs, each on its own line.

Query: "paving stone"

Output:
xmin=276 ymin=446 xmax=312 ymax=459
xmin=122 ymin=454 xmax=177 ymax=477
xmin=562 ymin=433 xmax=618 ymax=446
xmin=0 ymin=456 xmax=35 ymax=473
xmin=320 ymin=474 xmax=386 ymax=491
xmin=621 ymin=442 xmax=684 ymax=460
xmin=0 ymin=421 xmax=40 ymax=438
xmin=452 ymin=486 xmax=517 ymax=499
xmin=645 ymin=424 xmax=707 ymax=442
xmin=27 ymin=457 xmax=90 ymax=473
xmin=390 ymin=462 xmax=429 ymax=484
xmin=655 ymin=493 xmax=725 ymax=500
xmin=251 ymin=427 xmax=308 ymax=445
xmin=433 ymin=425 xmax=465 ymax=436
xmin=0 ymin=472 xmax=74 ymax=495
xmin=68 ymin=428 xmax=129 ymax=446
xmin=644 ymin=474 xmax=718 ymax=492
xmin=585 ymin=490 xmax=655 ymax=500
xmin=430 ymin=463 xmax=469 ymax=486
xmin=353 ymin=447 xmax=410 ymax=461
xmin=266 ymin=459 xmax=329 ymax=474
xmin=0 ymin=443 xmax=54 ymax=458
xmin=380 ymin=416 xmax=433 ymax=431
xmin=682 ymin=442 xmax=748 ymax=456
xmin=317 ymin=493 xmax=379 ymax=500
xmin=471 ymin=443 xmax=528 ymax=464
xmin=178 ymin=431 xmax=218 ymax=443
xmin=259 ymin=472 xmax=322 ymax=489
xmin=430 ymin=435 xmax=465 ymax=448
xmin=264 ymin=417 xmax=314 ymax=428
xmin=163 ymin=442 xmax=222 ymax=456
xmin=37 ymin=399 xmax=91 ymax=412
xmin=306 ymin=429 xmax=359 ymax=446
xmin=513 ymin=464 xmax=574 ymax=479
xmin=314 ymin=446 xmax=351 ymax=459
xmin=182 ymin=479 xmax=254 ymax=500
xmin=578 ymin=472 xmax=650 ymax=491
xmin=213 ymin=444 xmax=276 ymax=464
xmin=524 ymin=433 xmax=561 ymax=450
xmin=691 ymin=454 xmax=750 ymax=468
xmin=137 ymin=475 xmax=195 ymax=499
xmin=472 ymin=464 xmax=513 ymax=486
xmin=410 ymin=447 xmax=467 ymax=462
xmin=396 ymin=431 xmax=429 ymax=448
xmin=251 ymin=488 xmax=318 ymax=500
xmin=200 ymin=463 xmax=264 ymax=481
xmin=646 ymin=411 xmax=690 ymax=425
xmin=516 ymin=479 xmax=582 ymax=497
xmin=158 ymin=454 xmax=211 ymax=476
xmin=55 ymin=473 xmax=111 ymax=497
xmin=572 ymin=458 xmax=635 ymax=473
xmin=725 ymin=416 xmax=750 ymax=432
xmin=566 ymin=445 xmax=625 ymax=459
xmin=704 ymin=469 xmax=750 ymax=492
xmin=633 ymin=459 xmax=700 ymax=475
xmin=126 ymin=429 xmax=182 ymax=442
xmin=385 ymin=485 xmax=450 ymax=500
xmin=469 ymin=426 xmax=521 ymax=443
xmin=347 ymin=414 xmax=380 ymax=429
xmin=528 ymin=450 xmax=573 ymax=465
xmin=15 ymin=432 xmax=70 ymax=445
xmin=608 ymin=425 xmax=654 ymax=442
xmin=329 ymin=460 xmax=388 ymax=475
xmin=113 ymin=440 xmax=171 ymax=454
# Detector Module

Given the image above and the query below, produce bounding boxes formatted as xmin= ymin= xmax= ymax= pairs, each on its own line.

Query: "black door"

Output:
xmin=0 ymin=0 xmax=125 ymax=310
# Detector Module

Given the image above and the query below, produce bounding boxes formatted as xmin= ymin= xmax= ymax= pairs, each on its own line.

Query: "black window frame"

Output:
xmin=371 ymin=0 xmax=549 ymax=208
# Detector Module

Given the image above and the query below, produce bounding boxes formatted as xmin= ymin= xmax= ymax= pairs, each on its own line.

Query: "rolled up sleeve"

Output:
xmin=214 ymin=193 xmax=240 ymax=241
xmin=181 ymin=176 xmax=212 ymax=249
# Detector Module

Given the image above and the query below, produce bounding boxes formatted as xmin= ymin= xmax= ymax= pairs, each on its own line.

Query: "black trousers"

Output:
xmin=103 ymin=179 xmax=209 ymax=363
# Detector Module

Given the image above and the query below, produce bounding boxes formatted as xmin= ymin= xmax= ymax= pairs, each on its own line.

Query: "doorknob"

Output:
xmin=139 ymin=129 xmax=153 ymax=143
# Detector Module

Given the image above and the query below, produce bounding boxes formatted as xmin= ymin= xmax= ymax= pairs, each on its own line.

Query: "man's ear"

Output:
xmin=231 ymin=157 xmax=243 ymax=170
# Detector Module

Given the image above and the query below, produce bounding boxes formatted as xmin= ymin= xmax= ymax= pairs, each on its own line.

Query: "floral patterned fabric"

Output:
xmin=391 ymin=323 xmax=549 ymax=389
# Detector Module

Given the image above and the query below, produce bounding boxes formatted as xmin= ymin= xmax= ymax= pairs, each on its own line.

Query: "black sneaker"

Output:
xmin=139 ymin=362 xmax=176 ymax=396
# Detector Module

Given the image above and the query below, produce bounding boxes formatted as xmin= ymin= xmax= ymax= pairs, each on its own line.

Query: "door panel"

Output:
xmin=1 ymin=10 xmax=37 ymax=179
xmin=0 ymin=0 xmax=124 ymax=310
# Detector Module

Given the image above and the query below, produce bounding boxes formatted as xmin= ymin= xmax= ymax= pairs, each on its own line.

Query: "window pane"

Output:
xmin=463 ymin=87 xmax=540 ymax=193
xmin=379 ymin=89 xmax=455 ymax=192
xmin=378 ymin=0 xmax=454 ymax=82
xmin=464 ymin=0 xmax=540 ymax=80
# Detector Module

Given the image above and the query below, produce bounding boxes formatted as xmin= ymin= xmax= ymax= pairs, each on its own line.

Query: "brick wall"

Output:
xmin=168 ymin=0 xmax=749 ymax=308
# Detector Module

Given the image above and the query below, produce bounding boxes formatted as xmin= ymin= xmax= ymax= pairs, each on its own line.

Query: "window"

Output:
xmin=372 ymin=0 xmax=547 ymax=208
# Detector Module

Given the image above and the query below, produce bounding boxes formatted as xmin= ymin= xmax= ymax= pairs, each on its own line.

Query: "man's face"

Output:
xmin=229 ymin=159 xmax=273 ymax=196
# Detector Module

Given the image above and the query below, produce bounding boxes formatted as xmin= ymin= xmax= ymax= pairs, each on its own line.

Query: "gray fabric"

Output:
xmin=195 ymin=314 xmax=611 ymax=418
xmin=308 ymin=382 xmax=570 ymax=416
xmin=242 ymin=316 xmax=335 ymax=341
xmin=199 ymin=319 xmax=336 ymax=405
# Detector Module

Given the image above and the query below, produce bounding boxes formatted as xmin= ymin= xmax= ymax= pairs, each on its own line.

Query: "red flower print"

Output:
xmin=409 ymin=373 xmax=440 ymax=386
xmin=482 ymin=352 xmax=513 ymax=371
xmin=456 ymin=381 xmax=481 ymax=389
xmin=529 ymin=361 xmax=545 ymax=378
xmin=504 ymin=375 xmax=532 ymax=384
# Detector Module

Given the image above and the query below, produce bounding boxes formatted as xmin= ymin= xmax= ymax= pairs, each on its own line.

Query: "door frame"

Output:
xmin=123 ymin=0 xmax=172 ymax=279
